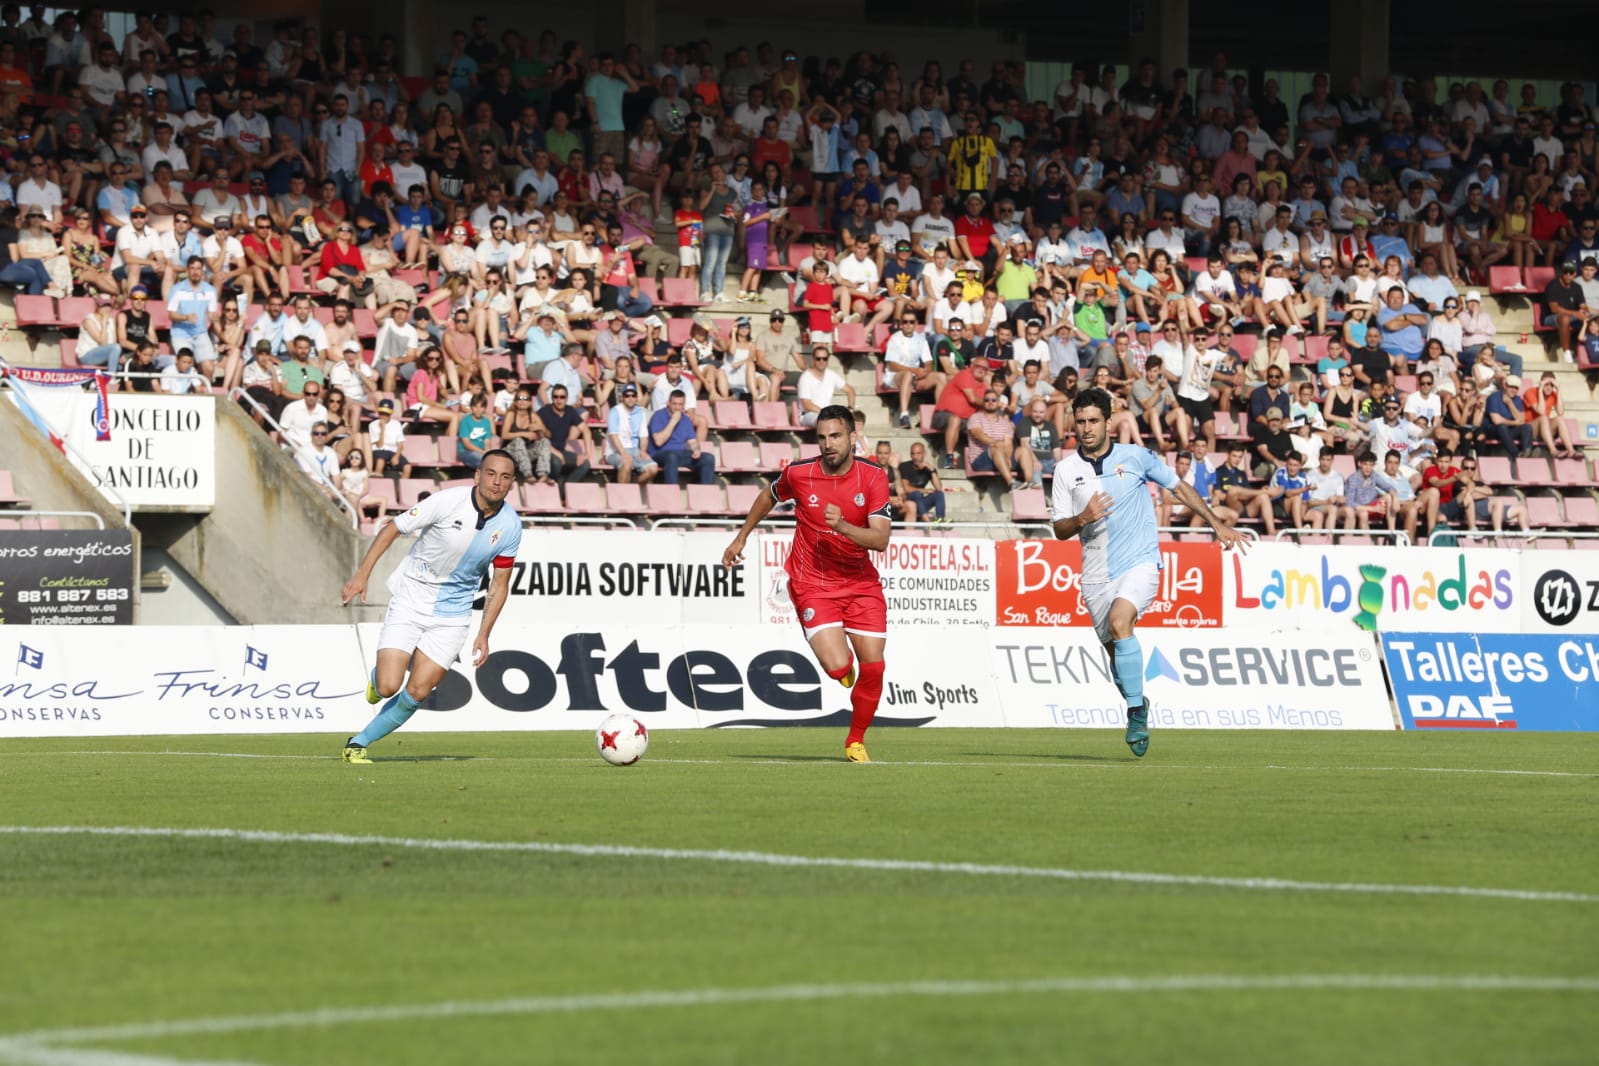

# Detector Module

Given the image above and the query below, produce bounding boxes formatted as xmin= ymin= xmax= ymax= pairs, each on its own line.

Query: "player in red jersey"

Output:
xmin=723 ymin=403 xmax=893 ymax=761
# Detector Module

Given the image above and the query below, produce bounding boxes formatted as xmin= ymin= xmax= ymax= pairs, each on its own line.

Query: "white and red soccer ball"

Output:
xmin=595 ymin=714 xmax=649 ymax=766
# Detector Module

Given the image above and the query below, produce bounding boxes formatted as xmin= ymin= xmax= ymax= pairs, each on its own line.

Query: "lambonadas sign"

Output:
xmin=1224 ymin=544 xmax=1519 ymax=633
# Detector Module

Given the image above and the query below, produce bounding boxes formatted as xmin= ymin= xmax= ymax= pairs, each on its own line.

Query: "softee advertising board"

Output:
xmin=1384 ymin=633 xmax=1599 ymax=731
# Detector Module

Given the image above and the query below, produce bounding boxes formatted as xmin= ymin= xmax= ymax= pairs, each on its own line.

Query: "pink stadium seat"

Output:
xmin=12 ymin=295 xmax=55 ymax=328
xmin=758 ymin=441 xmax=794 ymax=471
xmin=58 ymin=337 xmax=78 ymax=367
xmin=660 ymin=278 xmax=702 ymax=307
xmin=435 ymin=436 xmax=458 ymax=466
xmin=1563 ymin=495 xmax=1599 ymax=527
xmin=1488 ymin=266 xmax=1523 ymax=293
xmin=752 ymin=401 xmax=797 ymax=431
xmin=519 ymin=482 xmax=564 ymax=513
xmin=713 ymin=400 xmax=753 ymax=430
xmin=606 ymin=482 xmax=645 ymax=513
xmin=797 ymin=442 xmax=820 ymax=461
xmin=145 ymin=302 xmax=171 ymax=330
xmin=396 ymin=477 xmax=434 ymax=509
xmin=717 ymin=440 xmax=759 ymax=472
xmin=683 ymin=483 xmax=724 ymax=515
xmin=723 ymin=483 xmax=761 ymax=515
xmin=835 ymin=321 xmax=868 ymax=352
xmin=636 ymin=277 xmax=659 ymax=303
xmin=1331 ymin=454 xmax=1356 ymax=479
xmin=1229 ymin=333 xmax=1258 ymax=361
xmin=366 ymin=478 xmax=398 ymax=513
xmin=666 ymin=317 xmax=693 ymax=346
xmin=353 ymin=309 xmax=378 ymax=338
xmin=57 ymin=296 xmax=93 ymax=325
xmin=1478 ymin=455 xmax=1515 ymax=486
xmin=1010 ymin=488 xmax=1048 ymax=521
xmin=401 ymin=436 xmax=438 ymax=468
xmin=1524 ymin=495 xmax=1569 ymax=528
xmin=1518 ymin=458 xmax=1557 ymax=487
xmin=1524 ymin=267 xmax=1556 ymax=292
xmin=563 ymin=482 xmax=608 ymax=514
xmin=1394 ymin=374 xmax=1417 ymax=394
xmin=645 ymin=483 xmax=684 ymax=515
xmin=1553 ymin=457 xmax=1593 ymax=486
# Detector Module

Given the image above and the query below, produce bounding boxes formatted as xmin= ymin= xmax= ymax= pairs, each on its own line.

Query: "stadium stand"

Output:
xmin=1 ymin=20 xmax=1598 ymax=545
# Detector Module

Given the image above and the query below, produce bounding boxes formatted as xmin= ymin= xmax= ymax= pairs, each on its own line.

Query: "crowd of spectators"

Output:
xmin=0 ymin=11 xmax=1590 ymax=533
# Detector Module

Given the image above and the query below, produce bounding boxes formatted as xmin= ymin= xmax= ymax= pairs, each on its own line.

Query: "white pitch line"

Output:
xmin=5 ymin=751 xmax=1591 ymax=778
xmin=0 ymin=825 xmax=1591 ymax=904
xmin=0 ymin=1042 xmax=263 ymax=1066
xmin=3 ymin=975 xmax=1595 ymax=1052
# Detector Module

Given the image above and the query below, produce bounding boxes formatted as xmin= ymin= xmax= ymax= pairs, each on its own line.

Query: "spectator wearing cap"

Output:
xmin=202 ymin=216 xmax=252 ymax=303
xmin=953 ymin=192 xmax=999 ymax=277
xmin=1544 ymin=260 xmax=1589 ymax=360
xmin=752 ymin=308 xmax=796 ymax=396
xmin=1484 ymin=374 xmax=1534 ymax=458
xmin=516 ymin=308 xmax=567 ymax=381
xmin=1457 ymin=291 xmax=1524 ymax=377
xmin=605 ymin=383 xmax=658 ymax=484
xmin=594 ymin=310 xmax=635 ymax=378
xmin=648 ymin=390 xmax=716 ymax=485
xmin=112 ymin=204 xmax=166 ymax=293
xmin=880 ymin=240 xmax=925 ymax=320
xmin=1369 ymin=213 xmax=1414 ymax=273
xmin=328 ymin=338 xmax=378 ymax=419
xmin=76 ymin=292 xmax=124 ymax=369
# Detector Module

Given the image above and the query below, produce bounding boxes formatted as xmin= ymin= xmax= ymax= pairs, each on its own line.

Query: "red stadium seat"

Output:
xmin=1524 ymin=495 xmax=1569 ymax=528
xmin=1488 ymin=266 xmax=1524 ymax=293
xmin=724 ymin=483 xmax=761 ymax=516
xmin=12 ymin=295 xmax=55 ymax=328
xmin=713 ymin=400 xmax=753 ymax=430
xmin=1010 ymin=488 xmax=1048 ymax=521
xmin=660 ymin=278 xmax=702 ymax=307
xmin=758 ymin=441 xmax=794 ymax=471
xmin=1563 ymin=495 xmax=1599 ymax=527
xmin=396 ymin=477 xmax=434 ymax=508
xmin=401 ymin=436 xmax=438 ymax=468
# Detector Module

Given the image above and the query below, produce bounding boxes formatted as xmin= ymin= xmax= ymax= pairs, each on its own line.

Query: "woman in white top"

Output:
xmin=1110 ymin=212 xmax=1147 ymax=263
xmin=1374 ymin=255 xmax=1409 ymax=298
xmin=626 ymin=115 xmax=671 ymax=220
xmin=1414 ymin=201 xmax=1463 ymax=284
xmin=210 ymin=298 xmax=248 ymax=390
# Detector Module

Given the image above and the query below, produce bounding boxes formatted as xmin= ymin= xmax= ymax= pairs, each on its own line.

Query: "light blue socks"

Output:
xmin=1113 ymin=636 xmax=1145 ymax=710
xmin=352 ymin=690 xmax=420 ymax=747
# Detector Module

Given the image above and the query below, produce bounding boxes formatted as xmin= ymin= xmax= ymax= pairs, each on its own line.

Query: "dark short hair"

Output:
xmin=815 ymin=403 xmax=854 ymax=433
xmin=1071 ymin=387 xmax=1114 ymax=422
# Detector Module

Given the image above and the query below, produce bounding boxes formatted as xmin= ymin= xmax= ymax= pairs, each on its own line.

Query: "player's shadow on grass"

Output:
xmin=370 ymin=755 xmax=481 ymax=762
xmin=961 ymin=751 xmax=1121 ymax=763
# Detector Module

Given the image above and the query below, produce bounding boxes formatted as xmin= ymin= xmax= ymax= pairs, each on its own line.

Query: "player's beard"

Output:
xmin=820 ymin=448 xmax=850 ymax=475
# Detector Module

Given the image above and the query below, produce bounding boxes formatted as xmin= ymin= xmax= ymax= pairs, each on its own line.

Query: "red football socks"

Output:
xmin=847 ymin=660 xmax=886 ymax=746
xmin=826 ymin=661 xmax=853 ymax=682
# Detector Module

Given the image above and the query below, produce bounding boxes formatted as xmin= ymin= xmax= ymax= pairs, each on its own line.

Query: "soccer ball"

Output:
xmin=596 ymin=714 xmax=649 ymax=766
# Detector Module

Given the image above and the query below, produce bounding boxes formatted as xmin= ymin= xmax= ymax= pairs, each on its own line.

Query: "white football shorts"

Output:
xmin=1081 ymin=563 xmax=1161 ymax=644
xmin=377 ymin=602 xmax=472 ymax=667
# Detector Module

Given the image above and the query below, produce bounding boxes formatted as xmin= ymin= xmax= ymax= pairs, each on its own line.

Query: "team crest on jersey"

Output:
xmin=853 ymin=492 xmax=865 ymax=506
xmin=803 ymin=608 xmax=816 ymax=622
xmin=1114 ymin=465 xmax=1127 ymax=479
xmin=407 ymin=506 xmax=421 ymax=517
xmin=489 ymin=530 xmax=502 ymax=547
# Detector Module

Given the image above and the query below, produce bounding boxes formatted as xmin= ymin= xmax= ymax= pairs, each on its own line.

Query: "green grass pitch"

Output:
xmin=1 ymin=728 xmax=1596 ymax=1065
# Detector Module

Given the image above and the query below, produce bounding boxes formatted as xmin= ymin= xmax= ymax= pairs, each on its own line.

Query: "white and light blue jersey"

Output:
xmin=1051 ymin=444 xmax=1178 ymax=584
xmin=386 ymin=485 xmax=522 ymax=618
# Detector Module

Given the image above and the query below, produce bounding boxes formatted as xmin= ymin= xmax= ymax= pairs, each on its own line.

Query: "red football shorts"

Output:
xmin=788 ymin=577 xmax=887 ymax=640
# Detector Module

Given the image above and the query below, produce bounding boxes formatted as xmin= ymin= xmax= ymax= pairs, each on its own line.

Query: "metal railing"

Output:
xmin=228 ymin=387 xmax=359 ymax=528
xmin=1429 ymin=528 xmax=1594 ymax=547
xmin=1277 ymin=528 xmax=1412 ymax=546
xmin=0 ymin=509 xmax=107 ymax=530
xmin=0 ymin=357 xmax=132 ymax=527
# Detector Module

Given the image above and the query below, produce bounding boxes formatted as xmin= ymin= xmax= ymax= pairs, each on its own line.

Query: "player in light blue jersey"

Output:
xmin=1051 ymin=389 xmax=1245 ymax=756
xmin=339 ymin=449 xmax=523 ymax=763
